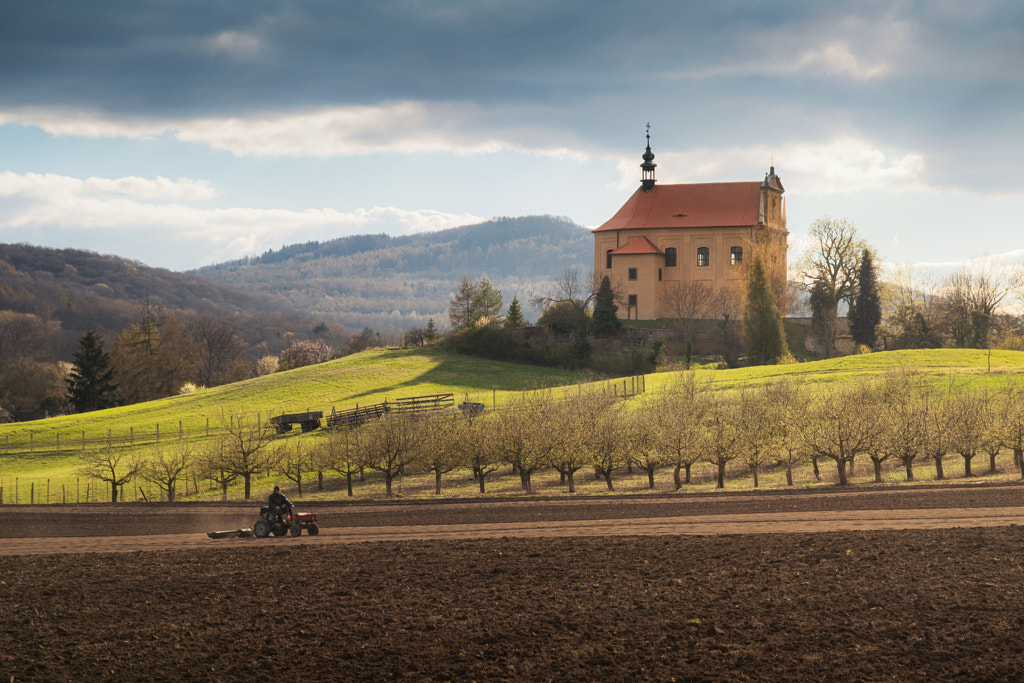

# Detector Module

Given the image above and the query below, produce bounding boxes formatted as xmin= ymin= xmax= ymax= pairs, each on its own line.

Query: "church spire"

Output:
xmin=641 ymin=123 xmax=657 ymax=192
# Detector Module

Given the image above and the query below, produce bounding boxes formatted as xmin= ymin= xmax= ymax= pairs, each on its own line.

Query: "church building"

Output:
xmin=592 ymin=132 xmax=788 ymax=320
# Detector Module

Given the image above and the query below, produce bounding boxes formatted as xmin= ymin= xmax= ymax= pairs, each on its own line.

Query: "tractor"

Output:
xmin=253 ymin=504 xmax=320 ymax=538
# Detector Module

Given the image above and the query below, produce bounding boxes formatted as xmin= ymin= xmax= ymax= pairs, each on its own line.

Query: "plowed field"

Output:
xmin=3 ymin=484 xmax=1024 ymax=681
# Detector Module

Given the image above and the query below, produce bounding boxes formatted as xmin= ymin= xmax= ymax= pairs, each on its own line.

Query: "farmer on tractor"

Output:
xmin=267 ymin=485 xmax=292 ymax=522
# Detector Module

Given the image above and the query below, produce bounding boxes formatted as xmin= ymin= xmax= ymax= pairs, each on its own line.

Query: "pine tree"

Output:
xmin=66 ymin=331 xmax=118 ymax=412
xmin=425 ymin=318 xmax=439 ymax=341
xmin=743 ymin=257 xmax=788 ymax=365
xmin=848 ymin=248 xmax=881 ymax=349
xmin=505 ymin=296 xmax=527 ymax=328
xmin=591 ymin=276 xmax=621 ymax=335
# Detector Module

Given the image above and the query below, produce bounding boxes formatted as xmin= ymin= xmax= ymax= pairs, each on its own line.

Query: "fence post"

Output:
xmin=56 ymin=433 xmax=60 ymax=452
xmin=31 ymin=481 xmax=34 ymax=505
xmin=179 ymin=420 xmax=182 ymax=440
xmin=156 ymin=423 xmax=159 ymax=443
xmin=108 ymin=429 xmax=111 ymax=448
xmin=29 ymin=433 xmax=33 ymax=452
xmin=82 ymin=430 xmax=86 ymax=450
xmin=206 ymin=417 xmax=209 ymax=437
xmin=130 ymin=426 xmax=133 ymax=446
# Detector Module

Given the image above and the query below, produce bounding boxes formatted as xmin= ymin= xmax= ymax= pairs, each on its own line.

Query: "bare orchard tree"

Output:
xmin=658 ymin=280 xmax=714 ymax=346
xmin=585 ymin=395 xmax=628 ymax=492
xmin=736 ymin=386 xmax=784 ymax=488
xmin=197 ymin=436 xmax=237 ymax=500
xmin=211 ymin=411 xmax=280 ymax=499
xmin=625 ymin=401 xmax=662 ymax=489
xmin=418 ymin=412 xmax=468 ymax=496
xmin=318 ymin=426 xmax=364 ymax=497
xmin=462 ymin=409 xmax=501 ymax=494
xmin=936 ymin=262 xmax=1008 ymax=349
xmin=944 ymin=384 xmax=991 ymax=478
xmin=361 ymin=414 xmax=425 ymax=497
xmin=491 ymin=392 xmax=561 ymax=494
xmin=78 ymin=444 xmax=142 ymax=503
xmin=277 ymin=439 xmax=312 ymax=497
xmin=921 ymin=389 xmax=953 ymax=481
xmin=981 ymin=391 xmax=1008 ymax=476
xmin=798 ymin=382 xmax=880 ymax=485
xmin=999 ymin=377 xmax=1024 ymax=477
xmin=765 ymin=380 xmax=807 ymax=486
xmin=875 ymin=368 xmax=929 ymax=482
xmin=652 ymin=371 xmax=713 ymax=489
xmin=140 ymin=440 xmax=195 ymax=502
xmin=530 ymin=268 xmax=598 ymax=339
xmin=551 ymin=387 xmax=612 ymax=493
xmin=702 ymin=392 xmax=741 ymax=489
xmin=711 ymin=282 xmax=744 ymax=367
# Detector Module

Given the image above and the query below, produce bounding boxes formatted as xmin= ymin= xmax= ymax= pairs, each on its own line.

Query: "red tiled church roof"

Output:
xmin=593 ymin=182 xmax=763 ymax=232
xmin=609 ymin=236 xmax=664 ymax=255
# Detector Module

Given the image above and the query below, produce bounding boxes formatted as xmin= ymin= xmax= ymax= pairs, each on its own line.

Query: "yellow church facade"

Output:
xmin=592 ymin=136 xmax=788 ymax=320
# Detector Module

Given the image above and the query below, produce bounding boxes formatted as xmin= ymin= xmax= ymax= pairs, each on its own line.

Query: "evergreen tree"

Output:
xmin=848 ymin=248 xmax=882 ymax=349
xmin=743 ymin=257 xmax=788 ymax=365
xmin=505 ymin=296 xmax=528 ymax=328
xmin=66 ymin=331 xmax=118 ymax=412
xmin=591 ymin=276 xmax=621 ymax=335
xmin=425 ymin=318 xmax=439 ymax=341
xmin=471 ymin=278 xmax=503 ymax=324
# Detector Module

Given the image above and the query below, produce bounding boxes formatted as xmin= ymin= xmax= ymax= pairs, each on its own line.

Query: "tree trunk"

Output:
xmin=646 ymin=467 xmax=655 ymax=489
xmin=849 ymin=455 xmax=855 ymax=478
xmin=318 ymin=471 xmax=324 ymax=490
xmin=871 ymin=457 xmax=883 ymax=483
xmin=567 ymin=470 xmax=576 ymax=493
xmin=786 ymin=461 xmax=793 ymax=486
xmin=716 ymin=459 xmax=726 ymax=489
xmin=934 ymin=455 xmax=945 ymax=480
xmin=835 ymin=458 xmax=848 ymax=486
xmin=385 ymin=474 xmax=393 ymax=497
xmin=1016 ymin=448 xmax=1024 ymax=478
xmin=346 ymin=471 xmax=353 ymax=497
xmin=243 ymin=474 xmax=252 ymax=500
xmin=673 ymin=465 xmax=682 ymax=491
xmin=902 ymin=456 xmax=915 ymax=481
xmin=989 ymin=452 xmax=998 ymax=475
xmin=750 ymin=465 xmax=759 ymax=488
xmin=110 ymin=482 xmax=118 ymax=503
xmin=478 ymin=472 xmax=486 ymax=494
xmin=434 ymin=469 xmax=443 ymax=496
xmin=963 ymin=453 xmax=974 ymax=478
xmin=684 ymin=463 xmax=692 ymax=485
xmin=811 ymin=456 xmax=820 ymax=481
xmin=520 ymin=469 xmax=532 ymax=494
xmin=600 ymin=470 xmax=614 ymax=491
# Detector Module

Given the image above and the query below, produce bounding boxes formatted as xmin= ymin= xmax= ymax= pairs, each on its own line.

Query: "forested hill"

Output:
xmin=193 ymin=215 xmax=594 ymax=331
xmin=0 ymin=244 xmax=316 ymax=359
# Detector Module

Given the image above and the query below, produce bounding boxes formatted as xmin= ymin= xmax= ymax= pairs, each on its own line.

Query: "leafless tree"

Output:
xmin=551 ymin=387 xmax=611 ymax=493
xmin=209 ymin=411 xmax=279 ymax=499
xmin=140 ymin=440 xmax=195 ymax=502
xmin=188 ymin=313 xmax=246 ymax=386
xmin=945 ymin=384 xmax=990 ymax=477
xmin=418 ymin=412 xmax=468 ymax=496
xmin=797 ymin=216 xmax=868 ymax=309
xmin=361 ymin=414 xmax=425 ymax=497
xmin=585 ymin=395 xmax=627 ymax=492
xmin=702 ymin=392 xmax=741 ymax=489
xmin=652 ymin=371 xmax=713 ymax=489
xmin=530 ymin=268 xmax=598 ymax=337
xmin=798 ymin=382 xmax=880 ymax=485
xmin=764 ymin=380 xmax=807 ymax=486
xmin=78 ymin=444 xmax=142 ymax=503
xmin=998 ymin=377 xmax=1024 ymax=478
xmin=625 ymin=401 xmax=662 ymax=489
xmin=277 ymin=439 xmax=312 ymax=497
xmin=936 ymin=262 xmax=1008 ymax=348
xmin=736 ymin=386 xmax=783 ymax=488
xmin=490 ymin=393 xmax=561 ymax=494
xmin=659 ymin=280 xmax=713 ymax=345
xmin=875 ymin=368 xmax=929 ymax=482
xmin=318 ymin=426 xmax=364 ymax=496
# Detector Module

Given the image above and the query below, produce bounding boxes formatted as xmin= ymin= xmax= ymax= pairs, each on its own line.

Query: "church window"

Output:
xmin=628 ymin=294 xmax=637 ymax=308
xmin=730 ymin=246 xmax=743 ymax=266
xmin=606 ymin=249 xmax=613 ymax=269
xmin=664 ymin=247 xmax=677 ymax=267
xmin=697 ymin=247 xmax=709 ymax=267
xmin=628 ymin=268 xmax=638 ymax=281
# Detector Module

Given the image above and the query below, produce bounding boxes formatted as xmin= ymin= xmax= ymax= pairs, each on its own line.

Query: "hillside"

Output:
xmin=192 ymin=215 xmax=594 ymax=331
xmin=0 ymin=243 xmax=319 ymax=359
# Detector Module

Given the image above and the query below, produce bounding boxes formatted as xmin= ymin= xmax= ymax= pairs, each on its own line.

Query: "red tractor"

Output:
xmin=253 ymin=505 xmax=320 ymax=538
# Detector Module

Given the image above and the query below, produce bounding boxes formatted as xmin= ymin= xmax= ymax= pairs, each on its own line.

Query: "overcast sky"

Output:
xmin=1 ymin=0 xmax=1021 ymax=272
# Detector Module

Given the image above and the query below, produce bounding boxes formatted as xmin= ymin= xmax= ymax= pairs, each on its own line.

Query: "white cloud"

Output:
xmin=611 ymin=136 xmax=926 ymax=196
xmin=795 ymin=41 xmax=890 ymax=80
xmin=0 ymin=103 xmax=589 ymax=160
xmin=0 ymin=171 xmax=484 ymax=267
xmin=206 ymin=31 xmax=267 ymax=61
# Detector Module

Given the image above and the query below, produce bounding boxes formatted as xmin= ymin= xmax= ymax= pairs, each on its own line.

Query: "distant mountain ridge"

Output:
xmin=192 ymin=215 xmax=593 ymax=330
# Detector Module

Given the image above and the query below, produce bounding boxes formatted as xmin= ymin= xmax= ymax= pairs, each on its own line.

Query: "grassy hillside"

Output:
xmin=3 ymin=348 xmax=1024 ymax=499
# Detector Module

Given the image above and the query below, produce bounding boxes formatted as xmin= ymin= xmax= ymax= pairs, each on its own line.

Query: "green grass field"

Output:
xmin=2 ymin=346 xmax=1024 ymax=503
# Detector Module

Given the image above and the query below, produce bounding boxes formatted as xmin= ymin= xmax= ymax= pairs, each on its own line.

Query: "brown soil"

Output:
xmin=3 ymin=483 xmax=1024 ymax=681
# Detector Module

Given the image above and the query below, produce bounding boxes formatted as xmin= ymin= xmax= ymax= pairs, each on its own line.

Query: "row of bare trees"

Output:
xmin=75 ymin=370 xmax=1024 ymax=502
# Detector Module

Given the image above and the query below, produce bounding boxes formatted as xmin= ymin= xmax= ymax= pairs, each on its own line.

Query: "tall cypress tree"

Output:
xmin=848 ymin=248 xmax=882 ymax=349
xmin=744 ymin=257 xmax=788 ymax=365
xmin=66 ymin=331 xmax=118 ymax=412
xmin=591 ymin=276 xmax=621 ymax=335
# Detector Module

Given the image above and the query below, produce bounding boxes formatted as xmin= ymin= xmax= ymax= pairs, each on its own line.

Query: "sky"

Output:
xmin=0 ymin=0 xmax=1022 ymax=274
